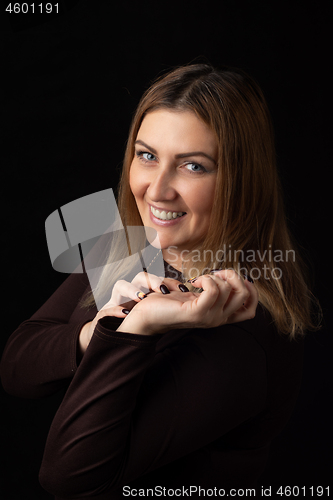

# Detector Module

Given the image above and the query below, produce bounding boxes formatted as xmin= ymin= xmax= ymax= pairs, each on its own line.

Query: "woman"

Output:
xmin=0 ymin=64 xmax=319 ymax=499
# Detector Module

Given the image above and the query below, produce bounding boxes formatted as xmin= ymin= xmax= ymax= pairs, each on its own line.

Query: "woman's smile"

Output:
xmin=150 ymin=205 xmax=186 ymax=220
xmin=150 ymin=204 xmax=187 ymax=223
xmin=129 ymin=109 xmax=218 ymax=266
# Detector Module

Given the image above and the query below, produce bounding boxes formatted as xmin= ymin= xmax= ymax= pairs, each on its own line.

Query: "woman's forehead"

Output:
xmin=136 ymin=109 xmax=218 ymax=161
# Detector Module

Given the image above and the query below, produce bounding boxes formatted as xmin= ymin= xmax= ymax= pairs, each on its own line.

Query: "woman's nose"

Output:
xmin=147 ymin=167 xmax=177 ymax=202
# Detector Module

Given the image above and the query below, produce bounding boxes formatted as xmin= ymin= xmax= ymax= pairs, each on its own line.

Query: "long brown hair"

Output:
xmin=85 ymin=63 xmax=321 ymax=338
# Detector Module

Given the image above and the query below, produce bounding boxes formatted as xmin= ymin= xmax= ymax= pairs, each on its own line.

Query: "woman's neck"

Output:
xmin=162 ymin=249 xmax=183 ymax=273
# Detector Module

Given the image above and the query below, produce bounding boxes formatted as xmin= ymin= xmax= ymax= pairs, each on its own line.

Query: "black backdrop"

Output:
xmin=1 ymin=1 xmax=332 ymax=498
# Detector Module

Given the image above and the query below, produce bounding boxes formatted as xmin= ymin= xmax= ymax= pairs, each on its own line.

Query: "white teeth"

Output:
xmin=151 ymin=206 xmax=185 ymax=220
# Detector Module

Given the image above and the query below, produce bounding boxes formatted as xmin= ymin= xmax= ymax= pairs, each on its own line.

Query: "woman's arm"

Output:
xmin=0 ymin=272 xmax=96 ymax=398
xmin=39 ymin=315 xmax=267 ymax=498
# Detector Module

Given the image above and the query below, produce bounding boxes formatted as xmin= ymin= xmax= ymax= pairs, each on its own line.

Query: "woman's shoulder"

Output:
xmin=154 ymin=303 xmax=303 ymax=387
xmin=151 ymin=303 xmax=303 ymax=419
xmin=156 ymin=302 xmax=300 ymax=351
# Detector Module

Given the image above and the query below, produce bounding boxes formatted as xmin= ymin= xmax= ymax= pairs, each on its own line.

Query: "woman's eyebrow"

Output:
xmin=135 ymin=140 xmax=158 ymax=154
xmin=175 ymin=151 xmax=216 ymax=164
xmin=134 ymin=140 xmax=216 ymax=164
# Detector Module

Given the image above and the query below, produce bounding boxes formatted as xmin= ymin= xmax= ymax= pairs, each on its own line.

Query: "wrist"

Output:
xmin=78 ymin=321 xmax=92 ymax=354
xmin=116 ymin=314 xmax=155 ymax=336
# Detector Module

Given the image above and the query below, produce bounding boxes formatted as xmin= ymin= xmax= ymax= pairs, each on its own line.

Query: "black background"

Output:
xmin=1 ymin=1 xmax=332 ymax=498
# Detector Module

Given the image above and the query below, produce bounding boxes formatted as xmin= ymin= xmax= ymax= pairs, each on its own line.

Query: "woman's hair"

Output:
xmin=83 ymin=63 xmax=321 ymax=338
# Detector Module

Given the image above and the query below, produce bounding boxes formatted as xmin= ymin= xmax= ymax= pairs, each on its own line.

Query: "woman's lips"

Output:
xmin=149 ymin=205 xmax=187 ymax=226
xmin=151 ymin=205 xmax=186 ymax=220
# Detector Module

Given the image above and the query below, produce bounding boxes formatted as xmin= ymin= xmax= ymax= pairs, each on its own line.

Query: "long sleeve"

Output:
xmin=0 ymin=272 xmax=96 ymax=398
xmin=39 ymin=316 xmax=268 ymax=498
xmin=1 ymin=269 xmax=303 ymax=498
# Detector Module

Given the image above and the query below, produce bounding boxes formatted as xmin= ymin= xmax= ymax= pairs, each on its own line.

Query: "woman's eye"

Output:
xmin=136 ymin=151 xmax=157 ymax=162
xmin=183 ymin=162 xmax=207 ymax=174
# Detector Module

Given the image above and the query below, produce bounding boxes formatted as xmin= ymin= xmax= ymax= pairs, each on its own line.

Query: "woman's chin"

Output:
xmin=143 ymin=226 xmax=163 ymax=249
xmin=143 ymin=226 xmax=173 ymax=250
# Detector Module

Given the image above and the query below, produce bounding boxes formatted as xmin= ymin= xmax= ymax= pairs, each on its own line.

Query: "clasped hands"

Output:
xmin=79 ymin=270 xmax=258 ymax=354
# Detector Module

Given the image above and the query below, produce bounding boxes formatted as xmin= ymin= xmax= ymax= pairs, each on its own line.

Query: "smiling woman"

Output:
xmin=0 ymin=63 xmax=321 ymax=499
xmin=130 ymin=109 xmax=218 ymax=264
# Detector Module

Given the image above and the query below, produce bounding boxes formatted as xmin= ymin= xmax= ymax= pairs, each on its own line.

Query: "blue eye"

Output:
xmin=136 ymin=151 xmax=156 ymax=162
xmin=183 ymin=162 xmax=207 ymax=174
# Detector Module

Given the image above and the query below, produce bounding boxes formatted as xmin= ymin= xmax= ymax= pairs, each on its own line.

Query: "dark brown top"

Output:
xmin=0 ymin=269 xmax=304 ymax=499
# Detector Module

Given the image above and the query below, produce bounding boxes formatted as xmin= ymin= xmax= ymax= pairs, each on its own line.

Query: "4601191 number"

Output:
xmin=273 ymin=486 xmax=330 ymax=497
xmin=6 ymin=3 xmax=59 ymax=13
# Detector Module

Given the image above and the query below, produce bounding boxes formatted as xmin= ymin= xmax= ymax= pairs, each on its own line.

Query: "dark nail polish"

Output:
xmin=243 ymin=271 xmax=254 ymax=284
xmin=136 ymin=291 xmax=147 ymax=300
xmin=122 ymin=309 xmax=130 ymax=315
xmin=160 ymin=284 xmax=170 ymax=294
xmin=178 ymin=284 xmax=189 ymax=292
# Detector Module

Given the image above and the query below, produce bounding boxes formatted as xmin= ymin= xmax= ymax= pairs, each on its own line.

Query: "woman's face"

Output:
xmin=129 ymin=109 xmax=218 ymax=266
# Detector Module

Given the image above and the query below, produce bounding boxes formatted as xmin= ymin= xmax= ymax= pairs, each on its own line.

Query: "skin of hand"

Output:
xmin=78 ymin=272 xmax=185 ymax=354
xmin=117 ymin=270 xmax=258 ymax=335
xmin=79 ymin=270 xmax=258 ymax=353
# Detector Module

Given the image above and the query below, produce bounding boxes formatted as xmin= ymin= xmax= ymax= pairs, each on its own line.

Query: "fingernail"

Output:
xmin=178 ymin=284 xmax=189 ymax=292
xmin=136 ymin=291 xmax=147 ymax=300
xmin=160 ymin=284 xmax=170 ymax=294
xmin=242 ymin=271 xmax=254 ymax=284
xmin=186 ymin=276 xmax=197 ymax=283
xmin=122 ymin=309 xmax=130 ymax=315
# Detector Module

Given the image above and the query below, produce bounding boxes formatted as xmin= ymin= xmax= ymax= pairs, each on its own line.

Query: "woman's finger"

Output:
xmin=189 ymin=275 xmax=232 ymax=313
xmin=213 ymin=272 xmax=250 ymax=316
xmin=109 ymin=279 xmax=149 ymax=306
xmin=99 ymin=304 xmax=131 ymax=317
xmin=131 ymin=272 xmax=163 ymax=292
xmin=107 ymin=272 xmax=188 ymax=310
xmin=131 ymin=272 xmax=189 ymax=295
xmin=225 ymin=279 xmax=259 ymax=323
xmin=185 ymin=270 xmax=257 ymax=326
xmin=161 ymin=277 xmax=190 ymax=293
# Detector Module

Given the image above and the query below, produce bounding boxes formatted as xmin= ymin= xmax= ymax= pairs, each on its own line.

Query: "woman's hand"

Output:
xmin=78 ymin=272 xmax=186 ymax=354
xmin=117 ymin=270 xmax=258 ymax=336
xmin=79 ymin=269 xmax=258 ymax=351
